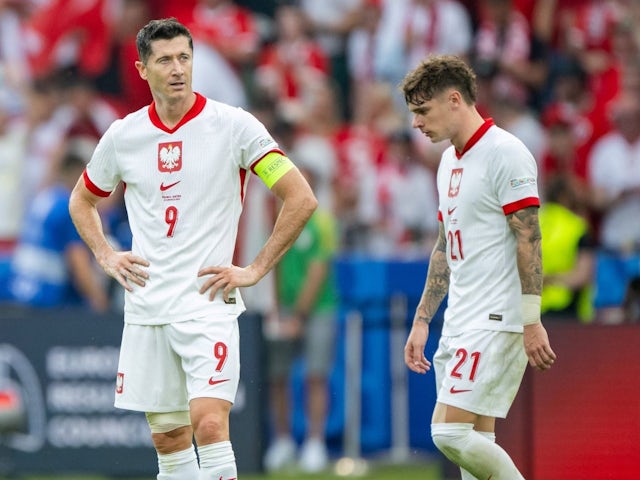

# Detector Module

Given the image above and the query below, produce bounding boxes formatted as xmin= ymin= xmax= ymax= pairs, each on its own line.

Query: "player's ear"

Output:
xmin=135 ymin=60 xmax=147 ymax=80
xmin=448 ymin=90 xmax=462 ymax=108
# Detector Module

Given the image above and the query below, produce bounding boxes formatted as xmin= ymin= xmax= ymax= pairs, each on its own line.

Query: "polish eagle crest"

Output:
xmin=448 ymin=168 xmax=463 ymax=198
xmin=158 ymin=141 xmax=183 ymax=172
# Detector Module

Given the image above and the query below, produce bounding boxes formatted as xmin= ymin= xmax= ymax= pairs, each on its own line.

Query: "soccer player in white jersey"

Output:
xmin=68 ymin=18 xmax=317 ymax=480
xmin=401 ymin=55 xmax=557 ymax=479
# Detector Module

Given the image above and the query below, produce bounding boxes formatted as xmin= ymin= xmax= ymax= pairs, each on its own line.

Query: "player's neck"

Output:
xmin=153 ymin=92 xmax=197 ymax=129
xmin=451 ymin=108 xmax=486 ymax=153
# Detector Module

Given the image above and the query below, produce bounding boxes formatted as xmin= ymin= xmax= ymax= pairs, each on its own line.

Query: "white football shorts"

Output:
xmin=433 ymin=329 xmax=527 ymax=418
xmin=114 ymin=314 xmax=240 ymax=413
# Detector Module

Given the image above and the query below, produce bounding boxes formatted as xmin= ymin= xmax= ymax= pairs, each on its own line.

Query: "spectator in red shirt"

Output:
xmin=95 ymin=0 xmax=154 ymax=113
xmin=164 ymin=0 xmax=260 ymax=107
xmin=558 ymin=0 xmax=622 ymax=108
xmin=473 ymin=0 xmax=548 ymax=107
xmin=255 ymin=4 xmax=330 ymax=113
xmin=540 ymin=59 xmax=610 ymax=181
xmin=24 ymin=0 xmax=112 ymax=80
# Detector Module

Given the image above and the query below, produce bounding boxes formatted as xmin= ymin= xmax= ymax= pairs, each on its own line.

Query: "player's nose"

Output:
xmin=171 ymin=59 xmax=184 ymax=75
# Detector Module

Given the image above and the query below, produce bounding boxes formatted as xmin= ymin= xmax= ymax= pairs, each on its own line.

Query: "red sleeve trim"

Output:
xmin=83 ymin=169 xmax=111 ymax=197
xmin=502 ymin=197 xmax=540 ymax=215
xmin=249 ymin=148 xmax=286 ymax=175
xmin=437 ymin=210 xmax=443 ymax=222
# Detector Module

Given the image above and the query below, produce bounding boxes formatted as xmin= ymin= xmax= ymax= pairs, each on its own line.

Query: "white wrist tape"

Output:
xmin=522 ymin=294 xmax=541 ymax=326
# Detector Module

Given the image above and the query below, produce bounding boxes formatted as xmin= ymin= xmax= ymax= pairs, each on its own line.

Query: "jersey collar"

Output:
xmin=455 ymin=117 xmax=495 ymax=159
xmin=148 ymin=92 xmax=207 ymax=133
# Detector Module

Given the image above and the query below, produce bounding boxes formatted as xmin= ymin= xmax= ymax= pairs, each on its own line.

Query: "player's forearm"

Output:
xmin=516 ymin=245 xmax=542 ymax=295
xmin=509 ymin=207 xmax=543 ymax=295
xmin=415 ymin=239 xmax=450 ymax=325
xmin=251 ymin=190 xmax=317 ymax=280
xmin=69 ymin=187 xmax=113 ymax=263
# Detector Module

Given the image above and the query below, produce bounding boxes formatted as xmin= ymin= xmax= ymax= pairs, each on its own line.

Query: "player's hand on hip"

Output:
xmin=404 ymin=322 xmax=431 ymax=374
xmin=99 ymin=250 xmax=150 ymax=292
xmin=523 ymin=323 xmax=557 ymax=371
xmin=198 ymin=264 xmax=259 ymax=302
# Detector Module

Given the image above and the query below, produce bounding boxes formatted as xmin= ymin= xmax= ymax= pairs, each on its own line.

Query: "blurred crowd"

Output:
xmin=0 ymin=0 xmax=640 ymax=323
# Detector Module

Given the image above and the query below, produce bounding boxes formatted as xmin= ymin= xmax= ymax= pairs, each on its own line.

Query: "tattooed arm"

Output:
xmin=508 ymin=206 xmax=557 ymax=371
xmin=415 ymin=221 xmax=451 ymax=324
xmin=404 ymin=222 xmax=450 ymax=373
xmin=507 ymin=206 xmax=543 ymax=296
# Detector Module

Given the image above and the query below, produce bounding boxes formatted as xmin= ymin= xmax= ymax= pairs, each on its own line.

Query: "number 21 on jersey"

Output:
xmin=447 ymin=229 xmax=464 ymax=260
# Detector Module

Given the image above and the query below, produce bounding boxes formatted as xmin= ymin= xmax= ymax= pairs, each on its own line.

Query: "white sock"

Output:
xmin=198 ymin=440 xmax=237 ymax=480
xmin=157 ymin=445 xmax=199 ymax=480
xmin=431 ymin=423 xmax=523 ymax=480
xmin=461 ymin=431 xmax=496 ymax=480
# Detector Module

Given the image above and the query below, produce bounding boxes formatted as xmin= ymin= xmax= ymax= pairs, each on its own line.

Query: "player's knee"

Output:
xmin=192 ymin=411 xmax=229 ymax=443
xmin=431 ymin=423 xmax=474 ymax=463
xmin=146 ymin=411 xmax=192 ymax=454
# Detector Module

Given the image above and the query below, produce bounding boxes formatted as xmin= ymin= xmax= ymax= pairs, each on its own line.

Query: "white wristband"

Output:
xmin=522 ymin=294 xmax=541 ymax=326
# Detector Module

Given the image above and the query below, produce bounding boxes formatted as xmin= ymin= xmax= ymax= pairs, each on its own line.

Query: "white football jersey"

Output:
xmin=84 ymin=93 xmax=280 ymax=325
xmin=436 ymin=119 xmax=539 ymax=336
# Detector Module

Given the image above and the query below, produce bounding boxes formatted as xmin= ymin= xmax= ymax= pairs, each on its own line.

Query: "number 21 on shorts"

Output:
xmin=450 ymin=348 xmax=481 ymax=381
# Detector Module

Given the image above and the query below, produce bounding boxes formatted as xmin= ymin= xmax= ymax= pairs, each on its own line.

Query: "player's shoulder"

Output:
xmin=123 ymin=104 xmax=150 ymax=122
xmin=201 ymin=98 xmax=264 ymax=134
xmin=486 ymin=124 xmax=533 ymax=158
xmin=486 ymin=124 xmax=525 ymax=145
xmin=202 ymin=96 xmax=253 ymax=119
xmin=109 ymin=106 xmax=149 ymax=133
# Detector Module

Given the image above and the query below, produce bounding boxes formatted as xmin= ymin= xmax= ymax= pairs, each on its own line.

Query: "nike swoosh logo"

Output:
xmin=447 ymin=206 xmax=457 ymax=215
xmin=160 ymin=181 xmax=181 ymax=191
xmin=449 ymin=386 xmax=472 ymax=394
xmin=209 ymin=378 xmax=230 ymax=386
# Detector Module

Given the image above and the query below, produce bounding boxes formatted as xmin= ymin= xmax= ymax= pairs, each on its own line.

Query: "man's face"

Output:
xmin=610 ymin=93 xmax=640 ymax=141
xmin=136 ymin=35 xmax=193 ymax=102
xmin=407 ymin=90 xmax=455 ymax=144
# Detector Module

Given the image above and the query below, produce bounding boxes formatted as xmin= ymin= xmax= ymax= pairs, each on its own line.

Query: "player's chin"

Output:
xmin=166 ymin=84 xmax=188 ymax=97
xmin=429 ymin=133 xmax=446 ymax=143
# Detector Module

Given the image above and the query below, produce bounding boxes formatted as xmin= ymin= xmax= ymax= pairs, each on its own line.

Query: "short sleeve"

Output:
xmin=492 ymin=139 xmax=540 ymax=215
xmin=84 ymin=121 xmax=122 ymax=196
xmin=232 ymin=108 xmax=280 ymax=170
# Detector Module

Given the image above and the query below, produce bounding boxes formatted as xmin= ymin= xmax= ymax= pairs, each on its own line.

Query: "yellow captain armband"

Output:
xmin=253 ymin=151 xmax=295 ymax=189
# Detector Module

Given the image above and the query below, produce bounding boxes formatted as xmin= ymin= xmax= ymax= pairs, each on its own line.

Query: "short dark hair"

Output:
xmin=136 ymin=18 xmax=193 ymax=64
xmin=400 ymin=55 xmax=477 ymax=106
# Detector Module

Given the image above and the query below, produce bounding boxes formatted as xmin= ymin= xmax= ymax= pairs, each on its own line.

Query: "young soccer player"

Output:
xmin=402 ymin=55 xmax=556 ymax=479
